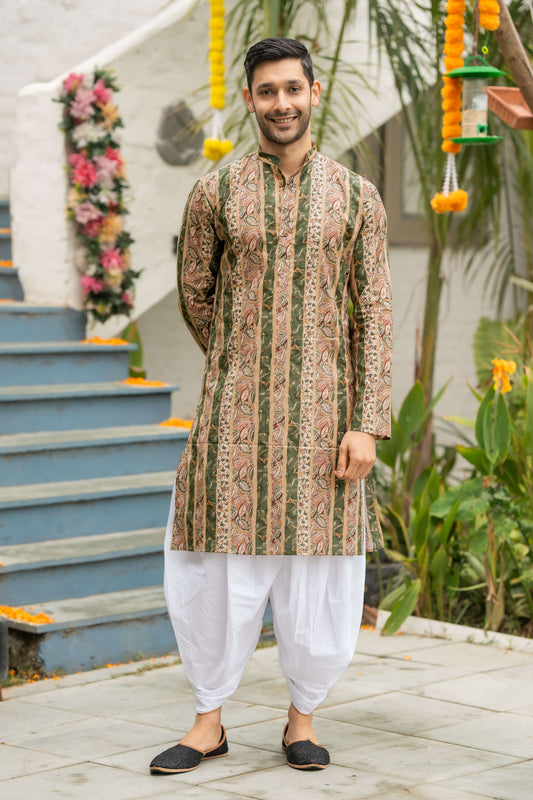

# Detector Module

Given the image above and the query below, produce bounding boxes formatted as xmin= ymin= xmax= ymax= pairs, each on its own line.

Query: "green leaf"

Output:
xmin=475 ymin=387 xmax=495 ymax=454
xmin=398 ymin=381 xmax=425 ymax=452
xmin=381 ymin=579 xmax=422 ymax=635
xmin=456 ymin=445 xmax=490 ymax=473
xmin=524 ymin=372 xmax=533 ymax=450
xmin=444 ymin=415 xmax=475 ymax=430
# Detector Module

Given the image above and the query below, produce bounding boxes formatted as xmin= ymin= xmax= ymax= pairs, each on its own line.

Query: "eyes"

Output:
xmin=259 ymin=86 xmax=302 ymax=97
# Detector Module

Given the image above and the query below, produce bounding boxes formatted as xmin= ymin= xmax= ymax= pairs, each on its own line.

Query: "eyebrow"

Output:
xmin=254 ymin=78 xmax=305 ymax=91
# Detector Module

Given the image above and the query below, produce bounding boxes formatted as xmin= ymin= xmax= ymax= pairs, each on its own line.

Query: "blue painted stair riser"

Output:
xmin=0 ymin=437 xmax=185 ymax=486
xmin=0 ymin=489 xmax=173 ymax=545
xmin=0 ymin=308 xmax=86 ymax=342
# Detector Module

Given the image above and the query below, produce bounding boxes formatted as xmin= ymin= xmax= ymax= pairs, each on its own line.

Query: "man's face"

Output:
xmin=243 ymin=58 xmax=320 ymax=147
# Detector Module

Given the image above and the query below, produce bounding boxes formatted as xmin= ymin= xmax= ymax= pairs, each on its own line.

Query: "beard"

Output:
xmin=255 ymin=104 xmax=312 ymax=146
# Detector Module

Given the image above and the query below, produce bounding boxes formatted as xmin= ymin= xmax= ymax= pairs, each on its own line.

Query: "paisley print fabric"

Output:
xmin=172 ymin=146 xmax=392 ymax=556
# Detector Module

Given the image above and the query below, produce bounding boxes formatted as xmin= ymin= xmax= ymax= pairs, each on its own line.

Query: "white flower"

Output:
xmin=81 ymin=74 xmax=95 ymax=90
xmin=74 ymin=247 xmax=87 ymax=273
xmin=72 ymin=122 xmax=108 ymax=147
xmin=96 ymin=189 xmax=118 ymax=206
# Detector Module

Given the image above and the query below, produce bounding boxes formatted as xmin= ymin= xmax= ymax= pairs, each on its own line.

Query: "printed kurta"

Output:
xmin=171 ymin=146 xmax=392 ymax=556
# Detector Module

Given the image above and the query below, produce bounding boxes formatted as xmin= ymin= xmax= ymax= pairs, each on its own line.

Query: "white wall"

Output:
xmin=1 ymin=0 xmax=167 ymax=198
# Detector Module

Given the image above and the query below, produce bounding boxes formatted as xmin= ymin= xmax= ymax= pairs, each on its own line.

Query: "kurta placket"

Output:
xmin=173 ymin=146 xmax=392 ymax=556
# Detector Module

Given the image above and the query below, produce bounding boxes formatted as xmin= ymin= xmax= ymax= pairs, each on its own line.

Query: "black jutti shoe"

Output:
xmin=282 ymin=722 xmax=330 ymax=770
xmin=150 ymin=726 xmax=228 ymax=774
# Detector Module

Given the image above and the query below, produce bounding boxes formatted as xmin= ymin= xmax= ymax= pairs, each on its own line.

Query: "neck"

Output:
xmin=259 ymin=133 xmax=312 ymax=177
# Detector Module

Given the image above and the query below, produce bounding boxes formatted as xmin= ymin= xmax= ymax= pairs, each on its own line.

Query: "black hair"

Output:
xmin=244 ymin=38 xmax=314 ymax=92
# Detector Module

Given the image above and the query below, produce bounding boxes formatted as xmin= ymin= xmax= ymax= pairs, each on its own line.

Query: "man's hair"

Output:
xmin=244 ymin=38 xmax=314 ymax=92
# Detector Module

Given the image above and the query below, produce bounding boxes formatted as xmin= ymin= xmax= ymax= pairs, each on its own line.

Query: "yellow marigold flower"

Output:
xmin=492 ymin=358 xmax=516 ymax=393
xmin=98 ymin=213 xmax=123 ymax=245
xmin=101 ymin=102 xmax=120 ymax=130
xmin=159 ymin=418 xmax=193 ymax=429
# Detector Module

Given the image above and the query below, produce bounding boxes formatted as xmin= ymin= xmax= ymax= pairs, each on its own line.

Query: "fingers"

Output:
xmin=335 ymin=446 xmax=347 ymax=479
xmin=335 ymin=432 xmax=376 ymax=482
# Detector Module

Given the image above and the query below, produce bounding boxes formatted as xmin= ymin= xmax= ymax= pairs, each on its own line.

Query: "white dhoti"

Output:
xmin=164 ymin=487 xmax=367 ymax=715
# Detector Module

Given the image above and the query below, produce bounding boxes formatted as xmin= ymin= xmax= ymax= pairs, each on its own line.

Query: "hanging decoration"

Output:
xmin=431 ymin=0 xmax=468 ymax=214
xmin=203 ymin=0 xmax=233 ymax=160
xmin=56 ymin=69 xmax=140 ymax=323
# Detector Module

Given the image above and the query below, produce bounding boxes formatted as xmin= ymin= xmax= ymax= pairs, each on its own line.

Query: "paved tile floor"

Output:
xmin=1 ymin=628 xmax=532 ymax=799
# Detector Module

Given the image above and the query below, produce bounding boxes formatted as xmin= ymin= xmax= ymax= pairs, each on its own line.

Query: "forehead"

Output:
xmin=251 ymin=58 xmax=307 ymax=90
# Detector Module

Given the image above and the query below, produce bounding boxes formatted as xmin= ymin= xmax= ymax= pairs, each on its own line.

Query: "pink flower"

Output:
xmin=81 ymin=275 xmax=104 ymax=295
xmin=82 ymin=218 xmax=102 ymax=238
xmin=94 ymin=155 xmax=118 ymax=186
xmin=69 ymin=154 xmax=97 ymax=188
xmin=93 ymin=78 xmax=112 ymax=105
xmin=74 ymin=201 xmax=101 ymax=225
xmin=69 ymin=88 xmax=96 ymax=121
xmin=121 ymin=290 xmax=134 ymax=306
xmin=105 ymin=147 xmax=123 ymax=167
xmin=64 ymin=73 xmax=84 ymax=93
xmin=100 ymin=247 xmax=124 ymax=270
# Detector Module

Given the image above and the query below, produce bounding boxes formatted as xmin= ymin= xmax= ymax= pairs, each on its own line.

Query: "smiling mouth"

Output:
xmin=269 ymin=115 xmax=298 ymax=125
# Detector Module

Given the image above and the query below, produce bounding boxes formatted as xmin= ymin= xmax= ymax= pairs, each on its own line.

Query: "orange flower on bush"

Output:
xmin=492 ymin=358 xmax=516 ymax=393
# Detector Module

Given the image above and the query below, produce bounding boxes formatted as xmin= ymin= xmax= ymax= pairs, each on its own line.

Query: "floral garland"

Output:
xmin=204 ymin=0 xmax=233 ymax=160
xmin=431 ymin=0 xmax=468 ymax=214
xmin=57 ymin=69 xmax=140 ymax=323
xmin=479 ymin=0 xmax=500 ymax=31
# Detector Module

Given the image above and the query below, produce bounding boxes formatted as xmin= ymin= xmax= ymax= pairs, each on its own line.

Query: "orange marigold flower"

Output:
xmin=121 ymin=378 xmax=168 ymax=387
xmin=82 ymin=336 xmax=128 ymax=345
xmin=492 ymin=358 xmax=516 ymax=393
xmin=0 ymin=605 xmax=55 ymax=624
xmin=159 ymin=418 xmax=193 ymax=429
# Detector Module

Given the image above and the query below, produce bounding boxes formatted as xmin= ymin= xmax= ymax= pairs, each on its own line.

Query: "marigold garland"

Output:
xmin=204 ymin=0 xmax=233 ymax=160
xmin=56 ymin=69 xmax=141 ymax=323
xmin=432 ymin=0 xmax=467 ymax=213
xmin=479 ymin=0 xmax=500 ymax=31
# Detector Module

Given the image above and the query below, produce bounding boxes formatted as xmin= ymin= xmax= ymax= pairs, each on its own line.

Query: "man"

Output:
xmin=150 ymin=37 xmax=392 ymax=775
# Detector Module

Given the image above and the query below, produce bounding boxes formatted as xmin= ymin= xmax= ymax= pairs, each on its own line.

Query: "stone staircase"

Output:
xmin=0 ymin=201 xmax=187 ymax=675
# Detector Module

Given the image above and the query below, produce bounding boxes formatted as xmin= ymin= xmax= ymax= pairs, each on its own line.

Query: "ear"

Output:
xmin=243 ymin=87 xmax=255 ymax=114
xmin=311 ymin=80 xmax=321 ymax=107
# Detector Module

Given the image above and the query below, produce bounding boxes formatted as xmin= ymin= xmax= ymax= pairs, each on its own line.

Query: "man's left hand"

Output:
xmin=335 ymin=431 xmax=376 ymax=482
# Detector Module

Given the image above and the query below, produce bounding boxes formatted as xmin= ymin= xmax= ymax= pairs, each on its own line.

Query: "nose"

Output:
xmin=273 ymin=91 xmax=291 ymax=113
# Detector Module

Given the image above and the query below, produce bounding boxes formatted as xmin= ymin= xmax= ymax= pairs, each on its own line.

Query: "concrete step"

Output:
xmin=0 ymin=528 xmax=165 ymax=605
xmin=0 ymin=424 xmax=188 ymax=485
xmin=0 ymin=381 xmax=178 ymax=434
xmin=0 ymin=341 xmax=136 ymax=386
xmin=0 ymin=230 xmax=12 ymax=260
xmin=0 ymin=303 xmax=86 ymax=342
xmin=0 ymin=470 xmax=175 ymax=545
xmin=0 ymin=266 xmax=23 ymax=300
xmin=0 ymin=200 xmax=9 ymax=228
xmin=5 ymin=586 xmax=174 ymax=674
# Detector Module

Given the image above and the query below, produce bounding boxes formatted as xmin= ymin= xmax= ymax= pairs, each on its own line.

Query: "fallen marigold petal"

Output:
xmin=0 ymin=605 xmax=55 ymax=624
xmin=120 ymin=378 xmax=168 ymax=387
xmin=159 ymin=417 xmax=193 ymax=429
xmin=82 ymin=336 xmax=129 ymax=345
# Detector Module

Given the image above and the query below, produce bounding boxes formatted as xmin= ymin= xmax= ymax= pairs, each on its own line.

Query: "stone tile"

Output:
xmin=227 ymin=715 xmax=393 ymax=754
xmin=363 ymin=787 xmax=496 ymax=800
xmin=337 ymin=655 xmax=464 ymax=693
xmin=316 ymin=692 xmax=493 ymax=735
xmin=439 ymin=759 xmax=533 ymax=800
xmin=0 ymin=699 xmax=89 ymax=741
xmin=421 ymin=711 xmax=533 ymax=758
xmin=231 ymin=677 xmax=290 ymax=709
xmin=409 ymin=671 xmax=532 ymax=712
xmin=99 ymin=740 xmax=284 ymax=784
xmin=356 ymin=630 xmax=446 ymax=657
xmin=334 ymin=733 xmax=518 ymax=783
xmin=0 ymin=762 xmax=231 ymax=800
xmin=7 ymin=717 xmax=176 ymax=760
xmin=206 ymin=763 xmax=411 ymax=799
xmin=392 ymin=641 xmax=533 ymax=673
xmin=114 ymin=697 xmax=286 ymax=732
xmin=0 ymin=744 xmax=79 ymax=781
xmin=20 ymin=674 xmax=181 ymax=717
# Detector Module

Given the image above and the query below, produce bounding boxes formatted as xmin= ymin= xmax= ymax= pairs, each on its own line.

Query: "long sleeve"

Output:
xmin=349 ymin=178 xmax=393 ymax=440
xmin=177 ymin=179 xmax=223 ymax=355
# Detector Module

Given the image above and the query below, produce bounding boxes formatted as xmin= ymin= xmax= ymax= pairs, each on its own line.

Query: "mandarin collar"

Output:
xmin=257 ymin=143 xmax=317 ymax=172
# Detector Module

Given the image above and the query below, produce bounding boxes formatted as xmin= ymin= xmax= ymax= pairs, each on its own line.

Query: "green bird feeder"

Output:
xmin=446 ymin=55 xmax=505 ymax=144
